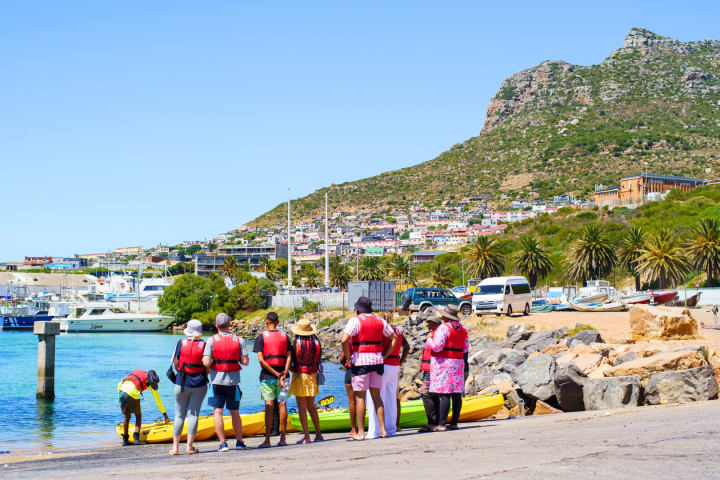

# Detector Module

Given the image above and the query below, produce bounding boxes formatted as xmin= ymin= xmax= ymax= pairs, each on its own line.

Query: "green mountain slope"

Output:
xmin=250 ymin=28 xmax=720 ymax=227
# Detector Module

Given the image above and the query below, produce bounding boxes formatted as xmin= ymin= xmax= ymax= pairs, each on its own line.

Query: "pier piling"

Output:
xmin=34 ymin=321 xmax=61 ymax=399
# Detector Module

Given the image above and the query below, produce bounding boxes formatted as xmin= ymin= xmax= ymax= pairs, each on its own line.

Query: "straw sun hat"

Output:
xmin=291 ymin=319 xmax=318 ymax=336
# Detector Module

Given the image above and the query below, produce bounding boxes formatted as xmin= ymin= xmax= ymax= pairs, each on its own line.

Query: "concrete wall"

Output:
xmin=271 ymin=292 xmax=348 ymax=309
xmin=676 ymin=288 xmax=720 ymax=306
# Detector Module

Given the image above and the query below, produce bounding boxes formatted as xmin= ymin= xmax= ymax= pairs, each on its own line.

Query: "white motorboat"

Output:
xmin=58 ymin=295 xmax=174 ymax=333
xmin=621 ymin=292 xmax=652 ymax=304
xmin=573 ymin=280 xmax=616 ymax=304
xmin=106 ymin=277 xmax=172 ymax=302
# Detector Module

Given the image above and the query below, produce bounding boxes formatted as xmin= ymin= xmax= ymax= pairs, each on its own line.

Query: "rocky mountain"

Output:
xmin=250 ymin=28 xmax=720 ymax=227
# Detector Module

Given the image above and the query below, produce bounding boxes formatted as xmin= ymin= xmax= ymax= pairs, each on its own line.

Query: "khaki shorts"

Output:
xmin=119 ymin=393 xmax=141 ymax=416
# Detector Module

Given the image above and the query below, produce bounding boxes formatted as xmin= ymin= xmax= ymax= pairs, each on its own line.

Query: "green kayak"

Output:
xmin=289 ymin=400 xmax=428 ymax=433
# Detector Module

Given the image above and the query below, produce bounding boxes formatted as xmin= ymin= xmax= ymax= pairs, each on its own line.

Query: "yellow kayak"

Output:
xmin=116 ymin=411 xmax=297 ymax=443
xmin=456 ymin=394 xmax=505 ymax=422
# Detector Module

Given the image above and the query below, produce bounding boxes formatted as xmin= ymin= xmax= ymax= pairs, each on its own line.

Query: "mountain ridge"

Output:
xmin=249 ymin=28 xmax=720 ymax=227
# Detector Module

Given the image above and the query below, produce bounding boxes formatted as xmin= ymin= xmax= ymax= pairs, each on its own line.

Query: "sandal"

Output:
xmin=417 ymin=426 xmax=434 ymax=433
xmin=186 ymin=447 xmax=199 ymax=455
xmin=169 ymin=450 xmax=181 ymax=456
xmin=435 ymin=426 xmax=447 ymax=432
xmin=447 ymin=425 xmax=459 ymax=431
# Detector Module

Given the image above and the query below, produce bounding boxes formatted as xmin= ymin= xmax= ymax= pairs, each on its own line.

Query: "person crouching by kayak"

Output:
xmin=118 ymin=369 xmax=170 ymax=446
xmin=426 ymin=305 xmax=469 ymax=432
xmin=340 ymin=296 xmax=397 ymax=441
xmin=418 ymin=310 xmax=442 ymax=433
xmin=289 ymin=319 xmax=324 ymax=444
xmin=170 ymin=319 xmax=209 ymax=455
xmin=202 ymin=313 xmax=250 ymax=452
xmin=253 ymin=312 xmax=292 ymax=448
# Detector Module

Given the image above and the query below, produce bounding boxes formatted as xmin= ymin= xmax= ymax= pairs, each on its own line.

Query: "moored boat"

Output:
xmin=570 ymin=301 xmax=627 ymax=312
xmin=58 ymin=295 xmax=173 ymax=332
xmin=620 ymin=292 xmax=652 ymax=304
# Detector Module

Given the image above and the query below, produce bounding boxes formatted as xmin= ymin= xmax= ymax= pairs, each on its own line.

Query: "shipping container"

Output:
xmin=347 ymin=281 xmax=396 ymax=313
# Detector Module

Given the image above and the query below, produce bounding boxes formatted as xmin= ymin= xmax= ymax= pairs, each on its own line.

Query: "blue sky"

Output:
xmin=1 ymin=1 xmax=718 ymax=260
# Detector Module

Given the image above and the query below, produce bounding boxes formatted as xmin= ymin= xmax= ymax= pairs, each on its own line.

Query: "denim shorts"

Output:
xmin=207 ymin=384 xmax=242 ymax=411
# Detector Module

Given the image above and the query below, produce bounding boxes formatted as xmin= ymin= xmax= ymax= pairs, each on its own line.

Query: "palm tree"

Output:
xmin=303 ymin=267 xmax=321 ymax=288
xmin=513 ymin=236 xmax=553 ymax=290
xmin=686 ymin=218 xmax=720 ymax=288
xmin=329 ymin=257 xmax=352 ymax=289
xmin=636 ymin=229 xmax=689 ymax=289
xmin=385 ymin=253 xmax=416 ymax=285
xmin=219 ymin=256 xmax=239 ymax=279
xmin=562 ymin=224 xmax=616 ymax=285
xmin=428 ymin=262 xmax=455 ymax=288
xmin=254 ymin=257 xmax=278 ymax=280
xmin=618 ymin=227 xmax=648 ymax=291
xmin=462 ymin=236 xmax=506 ymax=281
xmin=358 ymin=256 xmax=385 ymax=281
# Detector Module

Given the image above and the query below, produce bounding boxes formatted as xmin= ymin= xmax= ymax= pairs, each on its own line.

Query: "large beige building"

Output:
xmin=594 ymin=173 xmax=705 ymax=208
xmin=114 ymin=246 xmax=144 ymax=256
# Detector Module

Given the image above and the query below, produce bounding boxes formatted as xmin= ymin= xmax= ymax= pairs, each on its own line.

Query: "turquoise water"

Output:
xmin=0 ymin=330 xmax=347 ymax=453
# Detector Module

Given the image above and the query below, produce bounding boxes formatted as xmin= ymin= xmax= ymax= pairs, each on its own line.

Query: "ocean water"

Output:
xmin=0 ymin=330 xmax=348 ymax=453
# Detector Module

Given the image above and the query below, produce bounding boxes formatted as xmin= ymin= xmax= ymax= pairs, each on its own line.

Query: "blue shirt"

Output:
xmin=174 ymin=339 xmax=209 ymax=388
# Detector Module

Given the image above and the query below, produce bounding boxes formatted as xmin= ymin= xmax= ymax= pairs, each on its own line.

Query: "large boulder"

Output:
xmin=507 ymin=324 xmax=534 ymax=338
xmin=501 ymin=331 xmax=534 ymax=348
xmin=628 ymin=305 xmax=698 ymax=341
xmin=645 ymin=365 xmax=719 ymax=405
xmin=554 ymin=364 xmax=588 ymax=412
xmin=516 ymin=353 xmax=556 ymax=401
xmin=556 ymin=352 xmax=604 ymax=375
xmin=571 ymin=330 xmax=605 ymax=346
xmin=542 ymin=343 xmax=569 ymax=356
xmin=604 ymin=350 xmax=707 ymax=387
xmin=505 ymin=388 xmax=532 ymax=409
xmin=533 ymin=400 xmax=563 ymax=415
xmin=613 ymin=351 xmax=639 ymax=367
xmin=583 ymin=376 xmax=642 ymax=410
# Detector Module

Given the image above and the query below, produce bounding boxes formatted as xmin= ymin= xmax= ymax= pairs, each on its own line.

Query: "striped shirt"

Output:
xmin=343 ymin=315 xmax=395 ymax=366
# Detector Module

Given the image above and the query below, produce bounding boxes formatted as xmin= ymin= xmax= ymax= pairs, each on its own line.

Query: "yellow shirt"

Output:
xmin=117 ymin=379 xmax=166 ymax=415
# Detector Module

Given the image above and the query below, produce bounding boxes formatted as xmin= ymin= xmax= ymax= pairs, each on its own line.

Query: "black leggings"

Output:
xmin=436 ymin=393 xmax=462 ymax=427
xmin=421 ymin=392 xmax=439 ymax=426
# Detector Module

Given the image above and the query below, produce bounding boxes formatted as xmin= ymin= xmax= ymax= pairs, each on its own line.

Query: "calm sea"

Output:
xmin=0 ymin=330 xmax=347 ymax=453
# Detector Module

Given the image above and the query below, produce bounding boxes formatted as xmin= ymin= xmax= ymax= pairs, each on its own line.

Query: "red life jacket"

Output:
xmin=211 ymin=334 xmax=242 ymax=372
xmin=262 ymin=330 xmax=288 ymax=368
xmin=351 ymin=314 xmax=384 ymax=354
xmin=383 ymin=327 xmax=403 ymax=366
xmin=179 ymin=338 xmax=206 ymax=375
xmin=421 ymin=343 xmax=432 ymax=372
xmin=293 ymin=336 xmax=321 ymax=374
xmin=431 ymin=324 xmax=468 ymax=360
xmin=124 ymin=369 xmax=148 ymax=392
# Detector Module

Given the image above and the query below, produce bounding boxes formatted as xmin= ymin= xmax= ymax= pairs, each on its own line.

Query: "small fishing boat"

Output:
xmin=650 ymin=290 xmax=678 ymax=304
xmin=666 ymin=292 xmax=701 ymax=307
xmin=570 ymin=301 xmax=627 ymax=312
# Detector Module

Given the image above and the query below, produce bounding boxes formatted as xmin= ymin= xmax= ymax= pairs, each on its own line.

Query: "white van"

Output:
xmin=472 ymin=276 xmax=532 ymax=316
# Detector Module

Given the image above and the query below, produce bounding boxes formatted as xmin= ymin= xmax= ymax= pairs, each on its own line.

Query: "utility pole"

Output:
xmin=325 ymin=192 xmax=329 ymax=287
xmin=288 ymin=189 xmax=292 ymax=288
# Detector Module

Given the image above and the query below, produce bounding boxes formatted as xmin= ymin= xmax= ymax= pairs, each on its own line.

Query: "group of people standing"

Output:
xmin=117 ymin=296 xmax=468 ymax=453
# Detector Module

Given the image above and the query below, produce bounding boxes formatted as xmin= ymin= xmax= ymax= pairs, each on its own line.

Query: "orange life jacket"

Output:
xmin=293 ymin=336 xmax=321 ymax=374
xmin=179 ymin=339 xmax=206 ymax=375
xmin=211 ymin=334 xmax=242 ymax=372
xmin=124 ymin=369 xmax=148 ymax=392
xmin=351 ymin=314 xmax=384 ymax=354
xmin=431 ymin=324 xmax=467 ymax=360
xmin=262 ymin=330 xmax=288 ymax=368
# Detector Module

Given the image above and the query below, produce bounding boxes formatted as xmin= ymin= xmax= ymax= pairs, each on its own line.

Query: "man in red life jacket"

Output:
xmin=117 ymin=369 xmax=169 ymax=445
xmin=252 ymin=312 xmax=292 ymax=448
xmin=367 ymin=312 xmax=410 ymax=438
xmin=202 ymin=313 xmax=250 ymax=452
xmin=341 ymin=297 xmax=397 ymax=441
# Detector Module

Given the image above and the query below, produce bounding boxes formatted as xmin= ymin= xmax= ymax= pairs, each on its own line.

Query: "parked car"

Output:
xmin=400 ymin=287 xmax=473 ymax=316
xmin=472 ymin=276 xmax=532 ymax=316
xmin=450 ymin=286 xmax=469 ymax=297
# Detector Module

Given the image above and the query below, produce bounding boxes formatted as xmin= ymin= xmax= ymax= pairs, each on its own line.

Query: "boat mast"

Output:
xmin=288 ymin=189 xmax=292 ymax=288
xmin=325 ymin=192 xmax=329 ymax=287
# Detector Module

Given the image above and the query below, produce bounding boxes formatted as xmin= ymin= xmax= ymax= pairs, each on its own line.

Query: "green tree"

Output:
xmin=255 ymin=257 xmax=279 ymax=280
xmin=185 ymin=245 xmax=202 ymax=256
xmin=686 ymin=219 xmax=720 ymax=288
xmin=399 ymin=230 xmax=410 ymax=240
xmin=224 ymin=278 xmax=264 ymax=317
xmin=428 ymin=262 xmax=455 ymax=288
xmin=219 ymin=256 xmax=239 ymax=280
xmin=618 ymin=227 xmax=648 ymax=291
xmin=636 ymin=229 xmax=689 ymax=289
xmin=562 ymin=224 xmax=616 ymax=285
xmin=385 ymin=253 xmax=416 ymax=285
xmin=158 ymin=273 xmax=213 ymax=322
xmin=300 ymin=264 xmax=321 ymax=287
xmin=358 ymin=256 xmax=385 ymax=280
xmin=462 ymin=236 xmax=506 ymax=281
xmin=329 ymin=257 xmax=352 ymax=289
xmin=513 ymin=236 xmax=553 ymax=289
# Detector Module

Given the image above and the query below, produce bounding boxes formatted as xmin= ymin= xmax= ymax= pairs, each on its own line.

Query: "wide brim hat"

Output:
xmin=354 ymin=296 xmax=373 ymax=314
xmin=184 ymin=319 xmax=203 ymax=337
xmin=291 ymin=319 xmax=318 ymax=336
xmin=437 ymin=305 xmax=461 ymax=322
